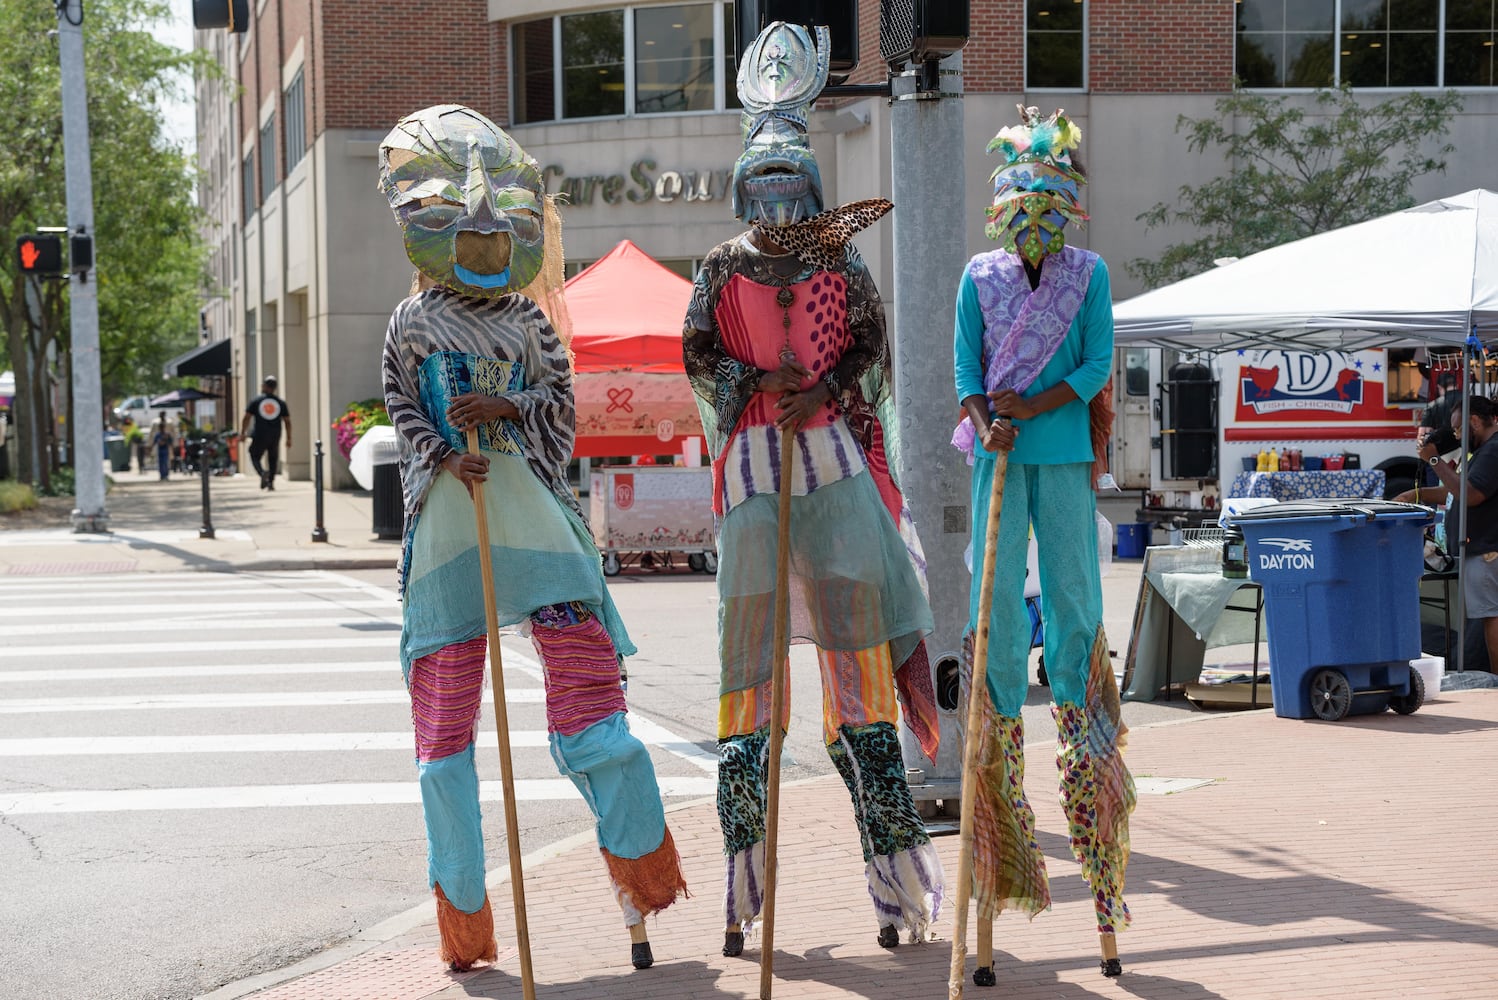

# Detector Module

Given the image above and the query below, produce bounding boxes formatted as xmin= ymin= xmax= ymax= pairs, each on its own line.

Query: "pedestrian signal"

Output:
xmin=192 ymin=0 xmax=249 ymax=32
xmin=15 ymin=234 xmax=64 ymax=276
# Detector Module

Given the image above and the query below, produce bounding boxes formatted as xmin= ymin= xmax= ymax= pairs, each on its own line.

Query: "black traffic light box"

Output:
xmin=15 ymin=234 xmax=64 ymax=276
xmin=880 ymin=0 xmax=969 ymax=69
xmin=736 ymin=0 xmax=859 ymax=86
xmin=193 ymin=0 xmax=249 ymax=33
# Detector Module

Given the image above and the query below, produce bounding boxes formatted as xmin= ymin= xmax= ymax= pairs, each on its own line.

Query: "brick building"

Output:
xmin=195 ymin=0 xmax=1497 ymax=486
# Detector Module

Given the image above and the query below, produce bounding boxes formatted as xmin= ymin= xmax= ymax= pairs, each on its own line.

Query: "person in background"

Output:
xmin=151 ymin=411 xmax=174 ymax=481
xmin=1417 ymin=371 xmax=1462 ymax=486
xmin=239 ymin=375 xmax=292 ymax=489
xmin=1420 ymin=393 xmax=1498 ymax=671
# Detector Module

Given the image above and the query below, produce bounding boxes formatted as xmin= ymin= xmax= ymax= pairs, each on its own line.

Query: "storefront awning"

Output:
xmin=163 ymin=338 xmax=231 ymax=378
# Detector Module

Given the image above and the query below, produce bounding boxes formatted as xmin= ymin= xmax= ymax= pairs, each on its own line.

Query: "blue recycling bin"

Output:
xmin=1227 ymin=499 xmax=1433 ymax=721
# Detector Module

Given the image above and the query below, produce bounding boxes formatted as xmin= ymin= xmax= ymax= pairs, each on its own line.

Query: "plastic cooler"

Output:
xmin=1225 ymin=499 xmax=1433 ymax=720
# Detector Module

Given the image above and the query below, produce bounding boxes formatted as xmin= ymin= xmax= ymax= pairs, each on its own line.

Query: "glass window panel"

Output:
xmin=1388 ymin=0 xmax=1438 ymax=31
xmin=1235 ymin=0 xmax=1278 ymax=33
xmin=1026 ymin=0 xmax=1084 ymax=88
xmin=1446 ymin=0 xmax=1494 ymax=32
xmin=1341 ymin=34 xmax=1387 ymax=85
xmin=562 ymin=11 xmax=625 ymax=119
xmin=241 ymin=153 xmax=255 ymax=221
xmin=514 ymin=19 xmax=555 ymax=124
xmin=635 ymin=4 xmax=714 ymax=114
xmin=259 ymin=118 xmax=275 ymax=200
xmin=1340 ymin=0 xmax=1387 ymax=30
xmin=1443 ymin=30 xmax=1495 ymax=84
xmin=1124 ymin=349 xmax=1150 ymax=397
xmin=1028 ymin=30 xmax=1084 ymax=87
xmin=284 ymin=71 xmax=305 ymax=172
xmin=1387 ymin=30 xmax=1438 ymax=85
xmin=1285 ymin=32 xmax=1336 ymax=84
xmin=1237 ymin=32 xmax=1283 ymax=86
xmin=724 ymin=2 xmax=741 ymax=110
xmin=1027 ymin=1 xmax=1082 ymax=31
xmin=1285 ymin=0 xmax=1335 ymax=30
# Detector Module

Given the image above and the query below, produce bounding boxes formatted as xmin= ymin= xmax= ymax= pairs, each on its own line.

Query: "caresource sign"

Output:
xmin=541 ymin=159 xmax=733 ymax=209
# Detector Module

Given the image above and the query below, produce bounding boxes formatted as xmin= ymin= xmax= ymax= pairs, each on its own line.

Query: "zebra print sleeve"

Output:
xmin=501 ymin=298 xmax=575 ymax=491
xmin=381 ymin=297 xmax=453 ymax=474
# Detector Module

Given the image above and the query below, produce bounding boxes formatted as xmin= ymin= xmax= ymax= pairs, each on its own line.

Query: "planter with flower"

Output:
xmin=332 ymin=398 xmax=391 ymax=460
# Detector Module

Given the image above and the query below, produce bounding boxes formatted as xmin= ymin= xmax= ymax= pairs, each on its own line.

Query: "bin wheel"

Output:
xmin=688 ymin=552 xmax=706 ymax=572
xmin=703 ymin=551 xmax=718 ymax=575
xmin=1309 ymin=669 xmax=1353 ymax=721
xmin=1036 ymin=655 xmax=1049 ymax=687
xmin=1390 ymin=667 xmax=1425 ymax=715
xmin=603 ymin=553 xmax=621 ymax=577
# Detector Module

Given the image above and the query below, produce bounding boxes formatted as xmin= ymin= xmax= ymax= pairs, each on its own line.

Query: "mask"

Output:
xmin=731 ymin=22 xmax=829 ymax=227
xmin=984 ymin=107 xmax=1088 ymax=267
xmin=378 ymin=105 xmax=545 ymax=296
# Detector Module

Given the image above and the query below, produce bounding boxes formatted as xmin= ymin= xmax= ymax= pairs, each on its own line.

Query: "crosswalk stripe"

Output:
xmin=0 ymin=662 xmax=394 ymax=683
xmin=0 ymin=583 xmax=364 ymax=599
xmin=0 ymin=776 xmax=720 ymax=814
xmin=0 ymin=615 xmax=403 ymax=637
xmin=1 ymin=637 xmax=398 ymax=658
xmin=0 ymin=732 xmax=551 ymax=755
xmin=0 ymin=598 xmax=396 ymax=619
xmin=0 ymin=689 xmax=544 ymax=713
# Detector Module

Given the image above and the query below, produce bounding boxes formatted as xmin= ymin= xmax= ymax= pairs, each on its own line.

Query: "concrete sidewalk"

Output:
xmin=0 ymin=463 xmax=399 ymax=574
xmin=208 ymin=689 xmax=1498 ymax=1000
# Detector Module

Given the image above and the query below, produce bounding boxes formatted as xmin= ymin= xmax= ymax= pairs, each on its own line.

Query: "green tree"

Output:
xmin=0 ymin=0 xmax=208 ymax=483
xmin=1131 ymin=85 xmax=1464 ymax=290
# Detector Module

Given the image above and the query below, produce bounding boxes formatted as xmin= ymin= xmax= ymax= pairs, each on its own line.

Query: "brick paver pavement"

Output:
xmin=236 ymin=691 xmax=1498 ymax=1000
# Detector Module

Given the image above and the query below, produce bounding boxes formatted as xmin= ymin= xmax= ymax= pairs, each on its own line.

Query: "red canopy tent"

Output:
xmin=566 ymin=239 xmax=703 ymax=459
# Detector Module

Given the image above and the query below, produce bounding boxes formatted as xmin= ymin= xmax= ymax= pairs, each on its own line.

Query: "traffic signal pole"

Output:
xmin=57 ymin=0 xmax=107 ymax=532
xmin=889 ymin=53 xmax=968 ymax=799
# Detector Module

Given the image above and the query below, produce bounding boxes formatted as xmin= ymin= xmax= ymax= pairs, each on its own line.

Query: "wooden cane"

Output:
xmin=758 ymin=424 xmax=797 ymax=1000
xmin=948 ymin=423 xmax=1011 ymax=1000
xmin=466 ymin=428 xmax=537 ymax=1000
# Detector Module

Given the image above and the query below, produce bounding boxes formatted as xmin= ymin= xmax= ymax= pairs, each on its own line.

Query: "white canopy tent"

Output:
xmin=1113 ymin=189 xmax=1498 ymax=676
xmin=1113 ymin=189 xmax=1498 ymax=353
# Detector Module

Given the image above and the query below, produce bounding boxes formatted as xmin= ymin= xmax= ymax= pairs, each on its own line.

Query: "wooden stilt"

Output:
xmin=1099 ymin=929 xmax=1121 ymax=977
xmin=631 ymin=923 xmax=649 ymax=944
xmin=947 ymin=431 xmax=1011 ymax=1000
xmin=466 ymin=428 xmax=537 ymax=1000
xmin=977 ymin=919 xmax=994 ymax=974
xmin=758 ymin=424 xmax=797 ymax=1000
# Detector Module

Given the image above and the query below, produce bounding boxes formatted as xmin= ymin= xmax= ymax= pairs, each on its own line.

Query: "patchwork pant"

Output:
xmin=716 ymin=642 xmax=945 ymax=940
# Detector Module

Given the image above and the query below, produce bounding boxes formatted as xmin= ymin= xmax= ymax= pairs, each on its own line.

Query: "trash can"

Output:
xmin=1116 ymin=522 xmax=1149 ymax=558
xmin=105 ymin=433 xmax=130 ymax=472
xmin=371 ymin=462 xmax=403 ymax=540
xmin=1225 ymin=499 xmax=1433 ymax=721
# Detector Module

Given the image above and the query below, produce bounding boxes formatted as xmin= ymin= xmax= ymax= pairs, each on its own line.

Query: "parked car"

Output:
xmin=113 ymin=394 xmax=182 ymax=433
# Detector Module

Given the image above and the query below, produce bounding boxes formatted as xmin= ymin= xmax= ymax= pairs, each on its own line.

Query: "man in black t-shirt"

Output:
xmin=1420 ymin=393 xmax=1498 ymax=670
xmin=239 ymin=375 xmax=293 ymax=490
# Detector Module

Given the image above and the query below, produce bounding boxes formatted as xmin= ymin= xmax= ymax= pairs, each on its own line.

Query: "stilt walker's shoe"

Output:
xmin=722 ymin=930 xmax=744 ymax=957
xmin=631 ymin=941 xmax=654 ymax=969
xmin=973 ymin=967 xmax=996 ymax=987
xmin=876 ymin=924 xmax=899 ymax=949
xmin=1101 ymin=958 xmax=1122 ymax=978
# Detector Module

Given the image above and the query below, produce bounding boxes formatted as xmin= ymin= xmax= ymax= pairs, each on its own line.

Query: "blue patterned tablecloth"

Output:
xmin=1226 ymin=469 xmax=1386 ymax=501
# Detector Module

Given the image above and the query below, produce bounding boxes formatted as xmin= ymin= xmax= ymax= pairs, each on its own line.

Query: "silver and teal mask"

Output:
xmin=731 ymin=22 xmax=828 ymax=227
xmin=378 ymin=105 xmax=545 ymax=297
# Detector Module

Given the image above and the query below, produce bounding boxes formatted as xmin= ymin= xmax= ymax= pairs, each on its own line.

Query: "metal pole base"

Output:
xmin=70 ymin=510 xmax=110 ymax=533
xmin=311 ymin=527 xmax=329 ymax=543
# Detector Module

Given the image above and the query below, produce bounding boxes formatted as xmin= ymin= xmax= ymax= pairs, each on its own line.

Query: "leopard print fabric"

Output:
xmin=752 ymin=199 xmax=894 ymax=272
xmin=827 ymin=721 xmax=932 ymax=863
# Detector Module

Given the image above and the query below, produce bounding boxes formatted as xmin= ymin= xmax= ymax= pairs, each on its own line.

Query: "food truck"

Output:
xmin=1113 ymin=347 xmax=1434 ymax=530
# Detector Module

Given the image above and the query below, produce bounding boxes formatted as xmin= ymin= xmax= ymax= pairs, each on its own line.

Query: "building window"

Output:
xmin=635 ymin=4 xmax=714 ymax=113
xmin=1026 ymin=0 xmax=1085 ymax=89
xmin=284 ymin=69 xmax=306 ymax=172
xmin=514 ymin=18 xmax=556 ymax=124
xmin=1445 ymin=0 xmax=1496 ymax=86
xmin=1236 ymin=0 xmax=1336 ymax=88
xmin=259 ymin=117 xmax=276 ymax=200
xmin=514 ymin=2 xmax=740 ymax=122
xmin=563 ymin=10 xmax=625 ymax=119
xmin=1239 ymin=1 xmax=1494 ymax=87
xmin=241 ymin=151 xmax=255 ymax=221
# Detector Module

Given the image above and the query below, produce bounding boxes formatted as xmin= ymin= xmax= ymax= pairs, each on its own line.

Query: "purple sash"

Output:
xmin=970 ymin=245 xmax=1097 ymax=394
xmin=951 ymin=245 xmax=1098 ymax=461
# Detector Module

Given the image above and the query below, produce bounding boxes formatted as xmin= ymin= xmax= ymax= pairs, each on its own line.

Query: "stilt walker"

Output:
xmin=378 ymin=105 xmax=687 ymax=973
xmin=949 ymin=106 xmax=1135 ymax=987
xmin=683 ymin=22 xmax=947 ymax=962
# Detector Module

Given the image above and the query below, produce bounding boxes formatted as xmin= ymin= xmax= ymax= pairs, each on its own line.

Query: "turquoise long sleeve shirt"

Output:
xmin=953 ymin=255 xmax=1114 ymax=466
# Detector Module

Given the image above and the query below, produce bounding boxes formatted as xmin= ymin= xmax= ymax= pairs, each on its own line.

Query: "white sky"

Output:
xmin=159 ymin=1 xmax=196 ymax=152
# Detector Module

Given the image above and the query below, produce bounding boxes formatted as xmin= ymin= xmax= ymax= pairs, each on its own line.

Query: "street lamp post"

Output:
xmin=311 ymin=439 xmax=329 ymax=542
